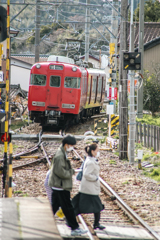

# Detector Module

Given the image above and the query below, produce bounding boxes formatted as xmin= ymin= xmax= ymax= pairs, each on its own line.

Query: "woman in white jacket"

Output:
xmin=72 ymin=143 xmax=105 ymax=230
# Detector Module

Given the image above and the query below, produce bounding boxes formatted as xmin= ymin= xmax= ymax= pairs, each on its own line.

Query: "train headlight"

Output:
xmin=72 ymin=66 xmax=77 ymax=72
xmin=36 ymin=63 xmax=41 ymax=69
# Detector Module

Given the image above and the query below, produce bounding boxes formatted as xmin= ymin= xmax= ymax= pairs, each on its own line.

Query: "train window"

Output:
xmin=31 ymin=74 xmax=46 ymax=86
xmin=98 ymin=78 xmax=102 ymax=93
xmin=50 ymin=76 xmax=61 ymax=87
xmin=49 ymin=65 xmax=63 ymax=70
xmin=64 ymin=77 xmax=81 ymax=88
xmin=92 ymin=77 xmax=96 ymax=93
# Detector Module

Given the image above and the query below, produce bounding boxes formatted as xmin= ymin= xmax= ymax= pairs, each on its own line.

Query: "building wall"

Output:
xmin=144 ymin=44 xmax=160 ymax=74
xmin=2 ymin=59 xmax=31 ymax=92
xmin=11 ymin=65 xmax=30 ymax=92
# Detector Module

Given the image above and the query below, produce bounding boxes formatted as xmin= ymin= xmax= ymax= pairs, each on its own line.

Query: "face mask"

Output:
xmin=96 ymin=151 xmax=100 ymax=158
xmin=66 ymin=146 xmax=73 ymax=152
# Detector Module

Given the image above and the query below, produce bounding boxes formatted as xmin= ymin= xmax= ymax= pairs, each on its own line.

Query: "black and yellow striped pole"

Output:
xmin=94 ymin=119 xmax=98 ymax=135
xmin=111 ymin=114 xmax=119 ymax=136
xmin=8 ymin=143 xmax=12 ymax=197
xmin=2 ymin=0 xmax=10 ymax=197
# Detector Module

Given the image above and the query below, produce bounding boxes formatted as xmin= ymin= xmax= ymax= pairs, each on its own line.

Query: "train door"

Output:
xmin=61 ymin=76 xmax=81 ymax=113
xmin=46 ymin=74 xmax=62 ymax=108
xmin=100 ymin=77 xmax=104 ymax=102
xmin=88 ymin=76 xmax=92 ymax=104
xmin=91 ymin=76 xmax=96 ymax=104
xmin=94 ymin=76 xmax=98 ymax=103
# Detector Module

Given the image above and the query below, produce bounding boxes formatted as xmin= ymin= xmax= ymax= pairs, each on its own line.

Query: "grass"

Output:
xmin=122 ymin=181 xmax=129 ymax=184
xmin=114 ymin=151 xmax=119 ymax=156
xmin=109 ymin=160 xmax=116 ymax=165
xmin=100 ymin=137 xmax=106 ymax=144
xmin=10 ymin=116 xmax=32 ymax=131
xmin=136 ymin=114 xmax=160 ymax=127
xmin=10 ymin=120 xmax=27 ymax=131
xmin=143 ymin=168 xmax=160 ymax=182
xmin=14 ymin=190 xmax=23 ymax=194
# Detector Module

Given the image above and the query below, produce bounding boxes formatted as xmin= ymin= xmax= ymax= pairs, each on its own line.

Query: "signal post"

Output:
xmin=0 ymin=2 xmax=11 ymax=197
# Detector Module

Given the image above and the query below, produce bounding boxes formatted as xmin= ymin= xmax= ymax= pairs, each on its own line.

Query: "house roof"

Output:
xmin=118 ymin=22 xmax=160 ymax=47
xmin=80 ymin=54 xmax=99 ymax=62
xmin=11 ymin=54 xmax=49 ymax=65
xmin=10 ymin=84 xmax=27 ymax=99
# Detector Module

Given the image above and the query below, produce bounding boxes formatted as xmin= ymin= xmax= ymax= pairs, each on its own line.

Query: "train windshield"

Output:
xmin=50 ymin=76 xmax=61 ymax=87
xmin=31 ymin=74 xmax=46 ymax=86
xmin=64 ymin=77 xmax=81 ymax=88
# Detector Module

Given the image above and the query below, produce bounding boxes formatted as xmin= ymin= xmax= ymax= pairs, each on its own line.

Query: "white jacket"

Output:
xmin=79 ymin=156 xmax=100 ymax=195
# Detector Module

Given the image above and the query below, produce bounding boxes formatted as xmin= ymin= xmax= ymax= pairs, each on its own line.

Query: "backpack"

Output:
xmin=76 ymin=161 xmax=85 ymax=181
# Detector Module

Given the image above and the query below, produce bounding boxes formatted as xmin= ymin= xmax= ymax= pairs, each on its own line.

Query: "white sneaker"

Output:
xmin=71 ymin=227 xmax=88 ymax=236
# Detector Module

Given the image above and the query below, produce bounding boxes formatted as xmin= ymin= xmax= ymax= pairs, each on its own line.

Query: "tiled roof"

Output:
xmin=11 ymin=55 xmax=49 ymax=65
xmin=118 ymin=22 xmax=160 ymax=47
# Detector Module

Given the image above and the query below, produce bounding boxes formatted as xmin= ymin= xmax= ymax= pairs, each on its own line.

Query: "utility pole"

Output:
xmin=111 ymin=0 xmax=119 ymax=112
xmin=85 ymin=0 xmax=90 ymax=62
xmin=119 ymin=0 xmax=128 ymax=160
xmin=129 ymin=0 xmax=135 ymax=164
xmin=35 ymin=0 xmax=40 ymax=63
xmin=137 ymin=0 xmax=144 ymax=118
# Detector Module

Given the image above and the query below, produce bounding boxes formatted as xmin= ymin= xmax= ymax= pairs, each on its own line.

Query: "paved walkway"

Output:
xmin=1 ymin=197 xmax=62 ymax=240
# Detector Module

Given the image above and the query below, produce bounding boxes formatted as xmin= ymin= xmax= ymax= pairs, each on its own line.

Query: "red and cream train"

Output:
xmin=28 ymin=56 xmax=106 ymax=127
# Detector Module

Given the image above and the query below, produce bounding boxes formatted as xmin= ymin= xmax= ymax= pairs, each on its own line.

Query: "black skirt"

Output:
xmin=72 ymin=192 xmax=104 ymax=215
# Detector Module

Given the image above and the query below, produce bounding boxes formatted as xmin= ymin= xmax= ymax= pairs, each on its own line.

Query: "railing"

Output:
xmin=135 ymin=122 xmax=160 ymax=152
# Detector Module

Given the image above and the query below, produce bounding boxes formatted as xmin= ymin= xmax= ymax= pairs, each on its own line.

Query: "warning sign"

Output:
xmin=0 ymin=71 xmax=3 ymax=82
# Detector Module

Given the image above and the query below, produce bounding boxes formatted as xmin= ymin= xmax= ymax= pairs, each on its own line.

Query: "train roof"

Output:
xmin=87 ymin=68 xmax=106 ymax=75
xmin=47 ymin=55 xmax=74 ymax=64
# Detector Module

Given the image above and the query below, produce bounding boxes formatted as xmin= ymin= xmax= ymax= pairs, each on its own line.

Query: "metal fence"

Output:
xmin=135 ymin=122 xmax=160 ymax=152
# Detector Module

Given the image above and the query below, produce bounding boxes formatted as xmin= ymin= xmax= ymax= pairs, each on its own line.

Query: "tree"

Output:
xmin=134 ymin=0 xmax=160 ymax=22
xmin=143 ymin=64 xmax=160 ymax=116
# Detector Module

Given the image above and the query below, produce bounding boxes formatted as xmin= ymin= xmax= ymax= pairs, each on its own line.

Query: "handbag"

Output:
xmin=76 ymin=162 xmax=84 ymax=181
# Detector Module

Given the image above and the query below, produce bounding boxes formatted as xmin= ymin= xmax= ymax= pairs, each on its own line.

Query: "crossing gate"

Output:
xmin=94 ymin=118 xmax=108 ymax=136
xmin=111 ymin=114 xmax=119 ymax=136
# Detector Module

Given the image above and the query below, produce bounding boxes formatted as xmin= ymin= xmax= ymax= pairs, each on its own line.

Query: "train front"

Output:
xmin=28 ymin=61 xmax=84 ymax=127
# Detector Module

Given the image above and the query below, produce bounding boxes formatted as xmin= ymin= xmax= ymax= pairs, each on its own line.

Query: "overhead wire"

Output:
xmin=11 ymin=0 xmax=109 ymax=56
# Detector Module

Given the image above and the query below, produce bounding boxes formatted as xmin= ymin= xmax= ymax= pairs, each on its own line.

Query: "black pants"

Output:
xmin=51 ymin=189 xmax=79 ymax=230
xmin=94 ymin=212 xmax=100 ymax=226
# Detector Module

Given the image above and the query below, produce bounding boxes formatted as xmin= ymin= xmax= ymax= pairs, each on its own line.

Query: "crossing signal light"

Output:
xmin=0 ymin=133 xmax=11 ymax=144
xmin=0 ymin=6 xmax=7 ymax=43
xmin=123 ymin=52 xmax=141 ymax=70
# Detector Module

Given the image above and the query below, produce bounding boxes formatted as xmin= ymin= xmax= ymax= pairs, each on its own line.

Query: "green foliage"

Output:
xmin=135 ymin=142 xmax=143 ymax=149
xmin=109 ymin=160 xmax=116 ymax=165
xmin=114 ymin=151 xmax=119 ymax=156
xmin=14 ymin=190 xmax=23 ymax=194
xmin=143 ymin=168 xmax=160 ymax=181
xmin=134 ymin=0 xmax=160 ymax=22
xmin=136 ymin=114 xmax=160 ymax=126
xmin=100 ymin=137 xmax=106 ymax=144
xmin=142 ymin=67 xmax=160 ymax=116
xmin=122 ymin=181 xmax=129 ymax=184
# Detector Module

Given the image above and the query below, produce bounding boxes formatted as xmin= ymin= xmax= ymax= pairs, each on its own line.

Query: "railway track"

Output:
xmin=1 ymin=131 xmax=160 ymax=239
xmin=47 ymin=145 xmax=158 ymax=239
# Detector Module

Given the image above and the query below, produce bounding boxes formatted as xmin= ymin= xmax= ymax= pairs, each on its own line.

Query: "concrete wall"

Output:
xmin=144 ymin=44 xmax=160 ymax=74
xmin=11 ymin=65 xmax=30 ymax=92
xmin=2 ymin=58 xmax=32 ymax=92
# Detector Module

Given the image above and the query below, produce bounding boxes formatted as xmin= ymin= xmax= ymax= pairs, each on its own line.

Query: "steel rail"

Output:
xmin=12 ymin=157 xmax=47 ymax=170
xmin=100 ymin=177 xmax=160 ymax=240
xmin=0 ymin=131 xmax=43 ymax=162
xmin=73 ymin=148 xmax=160 ymax=240
xmin=40 ymin=142 xmax=51 ymax=166
xmin=78 ymin=215 xmax=95 ymax=240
